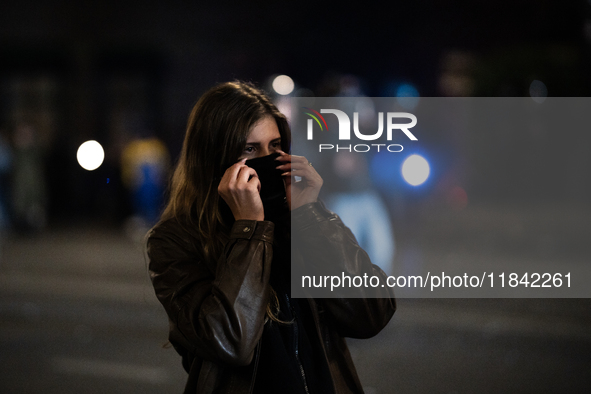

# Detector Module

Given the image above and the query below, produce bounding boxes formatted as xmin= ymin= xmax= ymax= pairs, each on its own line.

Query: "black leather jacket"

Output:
xmin=147 ymin=202 xmax=396 ymax=393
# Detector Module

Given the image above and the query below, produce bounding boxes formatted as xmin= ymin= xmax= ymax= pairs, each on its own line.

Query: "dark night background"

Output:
xmin=0 ymin=0 xmax=589 ymax=223
xmin=0 ymin=1 xmax=590 ymax=393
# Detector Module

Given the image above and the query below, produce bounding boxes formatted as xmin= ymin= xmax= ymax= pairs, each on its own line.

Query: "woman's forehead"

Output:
xmin=246 ymin=117 xmax=280 ymax=142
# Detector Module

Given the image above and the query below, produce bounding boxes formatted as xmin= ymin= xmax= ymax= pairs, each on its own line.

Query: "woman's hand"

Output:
xmin=275 ymin=150 xmax=323 ymax=210
xmin=218 ymin=159 xmax=265 ymax=221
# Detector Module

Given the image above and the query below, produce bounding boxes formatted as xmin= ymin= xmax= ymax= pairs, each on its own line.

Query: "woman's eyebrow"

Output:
xmin=245 ymin=138 xmax=281 ymax=146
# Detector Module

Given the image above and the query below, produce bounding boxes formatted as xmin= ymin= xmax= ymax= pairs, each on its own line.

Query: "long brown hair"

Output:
xmin=160 ymin=81 xmax=291 ymax=322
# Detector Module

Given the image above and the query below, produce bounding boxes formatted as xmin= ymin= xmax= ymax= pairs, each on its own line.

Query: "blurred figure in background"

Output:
xmin=121 ymin=132 xmax=170 ymax=233
xmin=11 ymin=123 xmax=47 ymax=233
xmin=0 ymin=128 xmax=12 ymax=231
xmin=316 ymin=74 xmax=396 ymax=274
xmin=325 ymin=151 xmax=395 ymax=275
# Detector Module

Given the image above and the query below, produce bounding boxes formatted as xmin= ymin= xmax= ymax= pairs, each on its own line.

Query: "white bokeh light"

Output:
xmin=529 ymin=80 xmax=548 ymax=103
xmin=272 ymin=75 xmax=295 ymax=95
xmin=77 ymin=140 xmax=105 ymax=171
xmin=401 ymin=154 xmax=430 ymax=186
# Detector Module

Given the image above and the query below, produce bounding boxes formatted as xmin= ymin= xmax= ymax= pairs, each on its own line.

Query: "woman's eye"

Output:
xmin=271 ymin=141 xmax=281 ymax=148
xmin=244 ymin=146 xmax=255 ymax=153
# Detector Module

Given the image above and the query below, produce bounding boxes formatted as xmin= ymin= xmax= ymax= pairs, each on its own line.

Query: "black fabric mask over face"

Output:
xmin=245 ymin=152 xmax=288 ymax=222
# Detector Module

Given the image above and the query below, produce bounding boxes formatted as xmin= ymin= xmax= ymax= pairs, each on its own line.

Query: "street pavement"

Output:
xmin=0 ymin=219 xmax=590 ymax=393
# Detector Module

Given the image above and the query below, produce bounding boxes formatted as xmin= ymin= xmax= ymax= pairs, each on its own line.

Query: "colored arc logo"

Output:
xmin=303 ymin=107 xmax=329 ymax=131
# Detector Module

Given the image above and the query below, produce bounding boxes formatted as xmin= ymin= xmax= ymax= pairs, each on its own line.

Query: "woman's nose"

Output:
xmin=259 ymin=147 xmax=271 ymax=157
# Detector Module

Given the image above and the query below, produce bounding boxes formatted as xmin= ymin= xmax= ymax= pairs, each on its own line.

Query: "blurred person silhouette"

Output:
xmin=121 ymin=131 xmax=170 ymax=228
xmin=147 ymin=81 xmax=395 ymax=393
xmin=316 ymin=74 xmax=396 ymax=274
xmin=0 ymin=128 xmax=12 ymax=230
xmin=11 ymin=123 xmax=47 ymax=232
xmin=325 ymin=152 xmax=395 ymax=275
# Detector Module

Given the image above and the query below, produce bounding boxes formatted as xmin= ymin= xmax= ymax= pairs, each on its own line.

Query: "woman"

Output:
xmin=147 ymin=81 xmax=395 ymax=394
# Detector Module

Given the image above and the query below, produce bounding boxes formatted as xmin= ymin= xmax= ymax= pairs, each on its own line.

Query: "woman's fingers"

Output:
xmin=276 ymin=151 xmax=316 ymax=176
xmin=218 ymin=159 xmax=264 ymax=221
xmin=237 ymin=165 xmax=257 ymax=183
xmin=278 ymin=161 xmax=315 ymax=177
xmin=237 ymin=166 xmax=261 ymax=192
xmin=222 ymin=160 xmax=259 ymax=188
xmin=221 ymin=159 xmax=247 ymax=185
xmin=274 ymin=151 xmax=324 ymax=210
xmin=289 ymin=154 xmax=309 ymax=165
xmin=276 ymin=162 xmax=291 ymax=175
xmin=275 ymin=150 xmax=289 ymax=159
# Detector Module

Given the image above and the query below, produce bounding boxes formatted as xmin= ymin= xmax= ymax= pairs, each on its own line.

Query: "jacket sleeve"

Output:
xmin=292 ymin=202 xmax=396 ymax=339
xmin=147 ymin=219 xmax=274 ymax=366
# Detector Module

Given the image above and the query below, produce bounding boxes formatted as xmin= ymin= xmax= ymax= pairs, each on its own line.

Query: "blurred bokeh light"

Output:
xmin=272 ymin=75 xmax=295 ymax=95
xmin=529 ymin=79 xmax=548 ymax=103
xmin=402 ymin=154 xmax=430 ymax=186
xmin=76 ymin=140 xmax=105 ymax=171
xmin=395 ymin=83 xmax=420 ymax=110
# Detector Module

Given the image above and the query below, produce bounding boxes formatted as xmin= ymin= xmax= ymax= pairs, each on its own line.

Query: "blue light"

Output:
xmin=396 ymin=83 xmax=419 ymax=97
xmin=369 ymin=153 xmax=400 ymax=192
xmin=395 ymin=83 xmax=420 ymax=110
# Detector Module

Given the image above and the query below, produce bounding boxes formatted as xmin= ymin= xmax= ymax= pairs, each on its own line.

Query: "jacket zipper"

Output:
xmin=285 ymin=294 xmax=310 ymax=394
